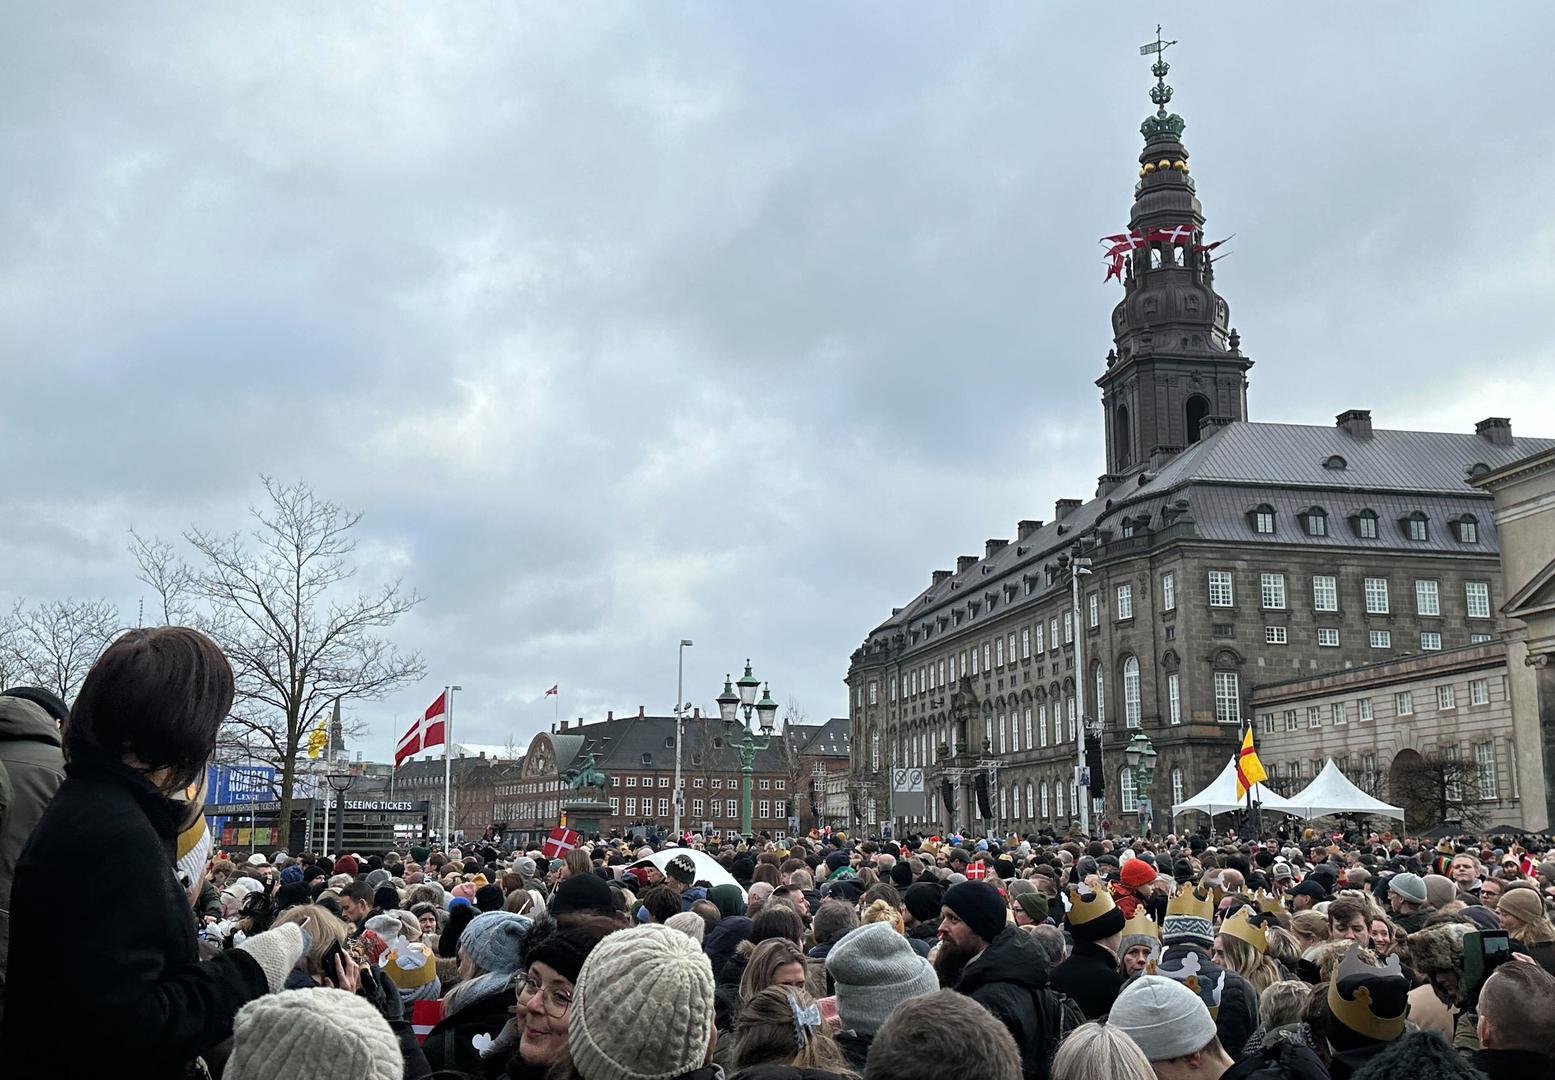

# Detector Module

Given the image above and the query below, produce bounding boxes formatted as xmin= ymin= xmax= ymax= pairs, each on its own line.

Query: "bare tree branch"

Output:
xmin=9 ymin=597 xmax=122 ymax=699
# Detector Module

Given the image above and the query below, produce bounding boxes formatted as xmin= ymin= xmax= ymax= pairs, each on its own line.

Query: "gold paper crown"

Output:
xmin=1218 ymin=905 xmax=1268 ymax=954
xmin=1165 ymin=886 xmax=1214 ymax=922
xmin=1065 ymin=884 xmax=1117 ymax=925
xmin=1327 ymin=945 xmax=1408 ymax=1042
xmin=1122 ymin=907 xmax=1161 ymax=941
xmin=1253 ymin=889 xmax=1286 ymax=915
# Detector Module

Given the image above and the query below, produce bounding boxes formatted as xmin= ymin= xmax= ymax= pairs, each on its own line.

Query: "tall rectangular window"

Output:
xmin=1317 ymin=628 xmax=1340 ymax=647
xmin=1034 ymin=623 xmax=1045 ymax=653
xmin=983 ymin=643 xmax=992 ymax=671
xmin=1050 ymin=617 xmax=1059 ymax=648
xmin=1064 ymin=612 xmax=1074 ymax=644
xmin=1364 ymin=577 xmax=1390 ymax=614
xmin=1021 ymin=628 xmax=1030 ymax=659
xmin=1477 ymin=742 xmax=1498 ymax=799
xmin=1262 ymin=713 xmax=1274 ymax=734
xmin=1359 ymin=698 xmax=1373 ymax=721
xmin=867 ymin=682 xmax=877 ymax=705
xmin=1162 ymin=572 xmax=1176 ymax=611
xmin=1470 ymin=678 xmax=1489 ymax=705
xmin=1121 ymin=768 xmax=1138 ymax=812
xmin=1039 ymin=704 xmax=1048 ymax=747
xmin=1024 ymin=707 xmax=1033 ymax=746
xmin=1437 ymin=684 xmax=1456 ymax=710
xmin=1209 ymin=571 xmax=1235 ymax=607
xmin=1255 ymin=509 xmax=1275 ymax=534
xmin=658 ymin=797 xmax=669 ymax=816
xmin=1284 ymin=709 xmax=1298 ymax=732
xmin=1395 ymin=691 xmax=1414 ymax=716
xmin=1312 ymin=575 xmax=1338 ymax=612
xmin=971 ymin=649 xmax=979 ymax=676
xmin=1088 ymin=592 xmax=1100 ymax=628
xmin=1358 ymin=515 xmax=1377 ymax=539
xmin=1416 ymin=580 xmax=1440 ymax=616
xmin=1333 ymin=701 xmax=1347 ymax=725
xmin=1409 ymin=517 xmax=1428 ymax=541
xmin=1466 ymin=581 xmax=1491 ymax=619
xmin=1117 ymin=584 xmax=1133 ymax=620
xmin=1305 ymin=705 xmax=1321 ymax=728
xmin=1261 ymin=573 xmax=1287 ymax=609
xmin=1167 ymin=672 xmax=1181 ymax=724
xmin=1214 ymin=671 xmax=1241 ymax=724
xmin=996 ymin=638 xmax=1005 ymax=667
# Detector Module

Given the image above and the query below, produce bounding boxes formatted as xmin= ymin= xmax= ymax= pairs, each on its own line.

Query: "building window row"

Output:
xmin=1245 ymin=504 xmax=1479 ymax=544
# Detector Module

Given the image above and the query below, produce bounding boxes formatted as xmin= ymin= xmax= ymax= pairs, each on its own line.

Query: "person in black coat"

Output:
xmin=1048 ymin=886 xmax=1126 ymax=1020
xmin=2 ymin=628 xmax=307 ymax=1080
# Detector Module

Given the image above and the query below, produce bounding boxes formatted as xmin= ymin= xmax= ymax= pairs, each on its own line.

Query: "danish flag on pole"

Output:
xmin=544 ymin=684 xmax=559 ymax=696
xmin=395 ymin=691 xmax=448 ymax=767
xmin=542 ymin=826 xmax=580 ymax=860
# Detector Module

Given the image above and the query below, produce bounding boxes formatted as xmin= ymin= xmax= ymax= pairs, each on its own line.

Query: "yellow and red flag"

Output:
xmin=1235 ymin=725 xmax=1268 ymax=799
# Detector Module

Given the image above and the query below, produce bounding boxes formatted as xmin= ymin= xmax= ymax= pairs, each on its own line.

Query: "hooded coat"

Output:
xmin=0 ymin=694 xmax=64 ymax=992
xmin=953 ymin=924 xmax=1076 ymax=1080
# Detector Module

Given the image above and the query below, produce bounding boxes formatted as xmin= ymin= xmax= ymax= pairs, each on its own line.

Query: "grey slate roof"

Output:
xmin=792 ymin=717 xmax=850 ymax=758
xmin=861 ymin=419 xmax=1553 ymax=649
xmin=551 ymin=714 xmax=790 ymax=775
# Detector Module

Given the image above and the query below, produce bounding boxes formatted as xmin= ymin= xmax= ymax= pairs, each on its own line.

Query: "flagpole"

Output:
xmin=443 ymin=685 xmax=454 ymax=846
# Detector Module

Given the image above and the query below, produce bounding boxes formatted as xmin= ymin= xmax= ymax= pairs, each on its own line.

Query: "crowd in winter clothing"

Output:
xmin=4 ymin=627 xmax=1555 ymax=1080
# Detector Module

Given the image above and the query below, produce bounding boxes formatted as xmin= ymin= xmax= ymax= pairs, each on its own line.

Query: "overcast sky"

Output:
xmin=4 ymin=5 xmax=1553 ymax=764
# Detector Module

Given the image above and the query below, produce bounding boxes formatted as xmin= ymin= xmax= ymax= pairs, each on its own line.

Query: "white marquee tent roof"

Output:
xmin=1281 ymin=759 xmax=1406 ymax=821
xmin=1171 ymin=756 xmax=1300 ymax=819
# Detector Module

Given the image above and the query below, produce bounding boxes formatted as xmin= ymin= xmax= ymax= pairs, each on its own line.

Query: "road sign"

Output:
xmin=891 ymin=767 xmax=926 ymax=818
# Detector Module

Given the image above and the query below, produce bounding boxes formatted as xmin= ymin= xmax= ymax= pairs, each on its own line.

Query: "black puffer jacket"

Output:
xmin=3 ymin=752 xmax=270 ymax=1079
xmin=954 ymin=924 xmax=1075 ymax=1080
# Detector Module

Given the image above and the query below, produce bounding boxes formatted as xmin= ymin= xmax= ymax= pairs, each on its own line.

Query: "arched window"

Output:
xmin=1455 ymin=515 xmax=1480 ymax=544
xmin=1249 ymin=503 xmax=1276 ymax=535
xmin=1026 ymin=781 xmax=1035 ymax=822
xmin=1115 ymin=404 xmax=1133 ymax=468
xmin=1038 ymin=703 xmax=1048 ymax=746
xmin=1055 ymin=782 xmax=1064 ymax=819
xmin=1352 ymin=508 xmax=1379 ymax=540
xmin=1094 ymin=663 xmax=1106 ymax=726
xmin=1024 ymin=707 xmax=1033 ymax=748
xmin=1011 ymin=784 xmax=1021 ymax=820
xmin=998 ymin=713 xmax=1007 ymax=754
xmin=1040 ymin=781 xmax=1050 ymax=818
xmin=1171 ymin=767 xmax=1184 ymax=807
xmin=1185 ymin=394 xmax=1211 ymax=444
xmin=1123 ymin=656 xmax=1141 ymax=728
xmin=1121 ymin=767 xmax=1138 ymax=812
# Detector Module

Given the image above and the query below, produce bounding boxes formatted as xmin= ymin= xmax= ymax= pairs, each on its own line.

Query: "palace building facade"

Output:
xmin=844 ymin=53 xmax=1553 ymax=836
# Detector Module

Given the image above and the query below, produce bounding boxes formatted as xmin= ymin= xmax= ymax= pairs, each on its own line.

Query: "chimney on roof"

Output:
xmin=956 ymin=555 xmax=979 ymax=573
xmin=638 ymin=705 xmax=646 ymax=718
xmin=559 ymin=720 xmax=569 ymax=731
xmin=932 ymin=569 xmax=952 ymax=585
xmin=1017 ymin=519 xmax=1044 ymax=541
xmin=479 ymin=751 xmax=485 ymax=759
xmin=693 ymin=707 xmax=701 ymax=719
xmin=1476 ymin=417 xmax=1512 ymax=446
xmin=1055 ymin=498 xmax=1082 ymax=520
xmin=1336 ymin=409 xmax=1373 ymax=439
xmin=985 ymin=538 xmax=1009 ymax=558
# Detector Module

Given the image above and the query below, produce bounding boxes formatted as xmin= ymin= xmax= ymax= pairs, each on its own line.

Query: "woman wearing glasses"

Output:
xmin=491 ymin=914 xmax=623 ymax=1080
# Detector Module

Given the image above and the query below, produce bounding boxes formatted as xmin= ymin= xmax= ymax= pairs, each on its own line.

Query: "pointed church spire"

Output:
xmin=1097 ymin=31 xmax=1252 ymax=478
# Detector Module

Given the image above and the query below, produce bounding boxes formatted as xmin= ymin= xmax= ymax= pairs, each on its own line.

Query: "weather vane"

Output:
xmin=1138 ymin=26 xmax=1185 ymax=139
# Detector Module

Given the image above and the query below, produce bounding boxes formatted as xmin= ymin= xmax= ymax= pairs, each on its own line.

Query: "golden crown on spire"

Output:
xmin=1218 ymin=905 xmax=1268 ymax=954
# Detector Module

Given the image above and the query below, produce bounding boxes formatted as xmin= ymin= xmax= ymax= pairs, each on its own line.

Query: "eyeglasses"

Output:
xmin=518 ymin=975 xmax=574 ymax=1017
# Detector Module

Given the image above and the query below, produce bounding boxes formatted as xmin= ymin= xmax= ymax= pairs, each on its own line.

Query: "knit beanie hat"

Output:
xmin=666 ymin=853 xmax=698 ymax=886
xmin=825 ymin=922 xmax=940 ymax=1036
xmin=366 ymin=868 xmax=393 ymax=890
xmin=1121 ymin=858 xmax=1156 ymax=889
xmin=1016 ymin=892 xmax=1049 ymax=924
xmin=1496 ymin=885 xmax=1547 ymax=924
xmin=476 ymin=884 xmax=505 ymax=911
xmin=1109 ymin=974 xmax=1217 ymax=1061
xmin=1388 ymin=872 xmax=1427 ymax=905
xmin=569 ymin=924 xmax=715 ymax=1080
xmin=665 ymin=911 xmax=706 ymax=944
xmin=902 ymin=881 xmax=943 ymax=924
xmin=1422 ymin=874 xmax=1456 ymax=910
xmin=890 ymin=859 xmax=914 ymax=888
xmin=460 ymin=911 xmax=533 ymax=976
xmin=515 ymin=855 xmax=538 ymax=880
xmin=942 ymin=881 xmax=1007 ymax=943
xmin=335 ymin=854 xmax=359 ymax=876
xmin=552 ymin=872 xmax=616 ymax=917
xmin=226 ymin=986 xmax=400 ymax=1080
xmin=523 ymin=914 xmax=610 ymax=984
xmin=175 ymin=819 xmax=213 ymax=895
xmin=708 ymin=883 xmax=746 ymax=920
xmin=280 ymin=864 xmax=304 ymax=885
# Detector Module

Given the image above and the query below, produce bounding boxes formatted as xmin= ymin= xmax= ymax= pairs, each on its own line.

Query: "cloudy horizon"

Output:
xmin=3 ymin=5 xmax=1553 ymax=764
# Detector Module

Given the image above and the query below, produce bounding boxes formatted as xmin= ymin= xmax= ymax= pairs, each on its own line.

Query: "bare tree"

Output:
xmin=1388 ymin=751 xmax=1485 ymax=831
xmin=131 ymin=477 xmax=426 ymax=843
xmin=7 ymin=598 xmax=121 ymax=699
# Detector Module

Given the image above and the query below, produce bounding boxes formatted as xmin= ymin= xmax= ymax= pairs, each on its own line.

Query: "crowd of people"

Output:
xmin=3 ymin=626 xmax=1555 ymax=1080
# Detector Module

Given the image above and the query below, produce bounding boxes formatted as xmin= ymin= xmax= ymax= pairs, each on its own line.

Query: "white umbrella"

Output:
xmin=1281 ymin=759 xmax=1405 ymax=821
xmin=1171 ymin=756 xmax=1300 ymax=819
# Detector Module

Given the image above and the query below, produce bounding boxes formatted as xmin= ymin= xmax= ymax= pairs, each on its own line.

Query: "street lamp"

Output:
xmin=718 ymin=660 xmax=777 ymax=838
xmin=1123 ymin=731 xmax=1158 ymax=835
xmin=326 ymin=771 xmax=355 ymax=857
xmin=673 ymin=639 xmax=694 ymax=839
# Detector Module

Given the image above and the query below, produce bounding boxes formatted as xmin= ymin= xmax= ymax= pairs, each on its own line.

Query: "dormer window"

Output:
xmin=1301 ymin=507 xmax=1329 ymax=537
xmin=1323 ymin=455 xmax=1348 ymax=471
xmin=1121 ymin=520 xmax=1135 ymax=538
xmin=1454 ymin=515 xmax=1480 ymax=544
xmin=1352 ymin=509 xmax=1379 ymax=539
xmin=1401 ymin=511 xmax=1429 ymax=542
xmin=1249 ymin=504 xmax=1276 ymax=535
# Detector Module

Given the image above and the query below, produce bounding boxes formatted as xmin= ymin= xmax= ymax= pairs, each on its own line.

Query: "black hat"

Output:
xmin=1173 ymin=858 xmax=1196 ymax=884
xmin=373 ymin=885 xmax=400 ymax=911
xmin=666 ymin=853 xmax=697 ymax=886
xmin=552 ymin=872 xmax=616 ymax=917
xmin=475 ymin=884 xmax=505 ymax=911
xmin=1327 ymin=944 xmax=1408 ymax=1047
xmin=890 ymin=859 xmax=914 ymax=888
xmin=903 ymin=881 xmax=944 ymax=923
xmin=1289 ymin=879 xmax=1328 ymax=902
xmin=943 ymin=881 xmax=1006 ymax=943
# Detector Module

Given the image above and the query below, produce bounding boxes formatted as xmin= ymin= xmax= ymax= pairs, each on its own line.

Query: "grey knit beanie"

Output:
xmin=226 ymin=986 xmax=400 ymax=1080
xmin=570 ymin=925 xmax=715 ymax=1080
xmin=824 ymin=922 xmax=940 ymax=1036
xmin=1109 ymin=975 xmax=1217 ymax=1061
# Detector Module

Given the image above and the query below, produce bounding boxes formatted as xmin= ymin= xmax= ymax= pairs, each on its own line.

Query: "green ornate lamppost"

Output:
xmin=716 ymin=660 xmax=779 ymax=838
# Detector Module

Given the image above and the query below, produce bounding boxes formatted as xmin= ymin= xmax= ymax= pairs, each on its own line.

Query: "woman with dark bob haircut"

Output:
xmin=3 ymin=627 xmax=309 ymax=1078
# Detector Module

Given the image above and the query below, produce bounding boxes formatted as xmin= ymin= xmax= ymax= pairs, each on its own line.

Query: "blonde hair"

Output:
xmin=861 ymin=898 xmax=904 ymax=934
xmin=733 ymin=986 xmax=857 ymax=1077
xmin=274 ymin=904 xmax=350 ymax=979
xmin=1216 ymin=934 xmax=1283 ymax=994
xmin=1257 ymin=980 xmax=1312 ymax=1030
xmin=1289 ymin=909 xmax=1329 ymax=946
xmin=1049 ymin=1021 xmax=1155 ymax=1080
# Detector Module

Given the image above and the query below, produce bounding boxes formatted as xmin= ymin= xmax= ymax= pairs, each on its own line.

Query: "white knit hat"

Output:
xmin=1109 ymin=975 xmax=1217 ymax=1061
xmin=570 ymin=925 xmax=715 ymax=1080
xmin=226 ymin=986 xmax=400 ymax=1080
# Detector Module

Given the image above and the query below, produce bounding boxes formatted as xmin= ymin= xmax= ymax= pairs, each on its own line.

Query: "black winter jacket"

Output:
xmin=2 ymin=752 xmax=269 ymax=1078
xmin=0 ymin=694 xmax=64 ymax=994
xmin=1154 ymin=943 xmax=1261 ymax=1059
xmin=954 ymin=925 xmax=1070 ymax=1080
xmin=1048 ymin=939 xmax=1124 ymax=1020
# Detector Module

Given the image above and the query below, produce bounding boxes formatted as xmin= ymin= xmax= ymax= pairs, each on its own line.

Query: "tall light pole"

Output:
xmin=1070 ymin=555 xmax=1094 ymax=834
xmin=1124 ymin=731 xmax=1158 ymax=835
xmin=445 ymin=685 xmax=463 ymax=843
xmin=716 ymin=660 xmax=779 ymax=838
xmin=326 ymin=771 xmax=354 ymax=857
xmin=673 ymin=639 xmax=694 ymax=839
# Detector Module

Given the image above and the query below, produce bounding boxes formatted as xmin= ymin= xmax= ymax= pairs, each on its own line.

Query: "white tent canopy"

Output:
xmin=1171 ymin=756 xmax=1300 ymax=819
xmin=629 ymin=849 xmax=746 ymax=899
xmin=1281 ymin=759 xmax=1406 ymax=821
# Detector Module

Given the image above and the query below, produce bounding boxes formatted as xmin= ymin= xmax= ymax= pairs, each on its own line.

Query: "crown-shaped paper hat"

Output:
xmin=1165 ymin=886 xmax=1214 ymax=922
xmin=1252 ymin=888 xmax=1286 ymax=915
xmin=1327 ymin=944 xmax=1408 ymax=1043
xmin=1122 ymin=907 xmax=1161 ymax=941
xmin=1064 ymin=884 xmax=1117 ymax=925
xmin=1218 ymin=905 xmax=1268 ymax=954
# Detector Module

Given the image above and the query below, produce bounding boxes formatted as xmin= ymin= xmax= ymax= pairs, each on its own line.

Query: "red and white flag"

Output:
xmin=1148 ymin=224 xmax=1196 ymax=244
xmin=395 ymin=691 xmax=448 ymax=768
xmin=541 ymin=826 xmax=580 ymax=860
xmin=544 ymin=684 xmax=559 ymax=697
xmin=965 ymin=860 xmax=988 ymax=880
xmin=410 ymin=1000 xmax=443 ymax=1044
